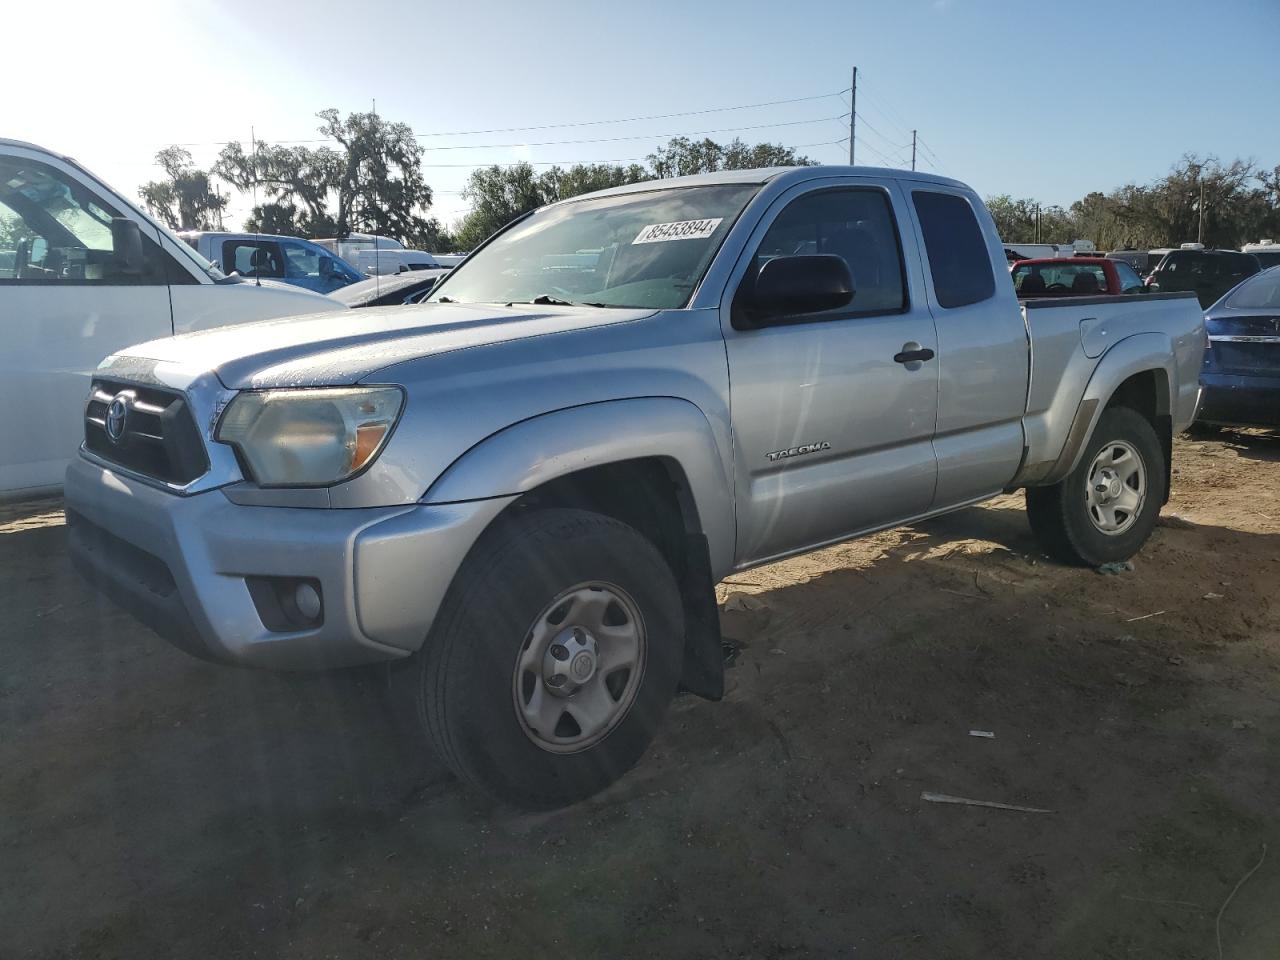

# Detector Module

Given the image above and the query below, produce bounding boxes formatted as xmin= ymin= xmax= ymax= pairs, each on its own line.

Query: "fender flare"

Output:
xmin=422 ymin=396 xmax=736 ymax=577
xmin=1045 ymin=332 xmax=1175 ymax=484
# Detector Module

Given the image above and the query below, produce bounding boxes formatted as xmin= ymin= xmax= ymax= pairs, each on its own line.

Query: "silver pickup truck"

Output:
xmin=66 ymin=166 xmax=1205 ymax=808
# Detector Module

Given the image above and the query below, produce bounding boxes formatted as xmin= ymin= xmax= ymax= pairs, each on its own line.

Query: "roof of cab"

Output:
xmin=557 ymin=165 xmax=969 ymax=206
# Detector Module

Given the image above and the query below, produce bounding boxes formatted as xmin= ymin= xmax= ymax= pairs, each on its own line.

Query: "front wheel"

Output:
xmin=1026 ymin=407 xmax=1166 ymax=566
xmin=395 ymin=507 xmax=684 ymax=809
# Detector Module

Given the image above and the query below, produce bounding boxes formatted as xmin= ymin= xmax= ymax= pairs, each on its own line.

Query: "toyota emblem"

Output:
xmin=105 ymin=395 xmax=130 ymax=443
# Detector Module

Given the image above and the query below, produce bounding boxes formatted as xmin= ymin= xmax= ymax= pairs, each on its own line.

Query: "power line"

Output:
xmin=410 ymin=90 xmax=851 ymax=138
xmin=413 ymin=114 xmax=849 ymax=152
xmin=167 ymin=89 xmax=852 ymax=149
xmin=852 ymin=136 xmax=901 ymax=168
xmin=855 ymin=78 xmax=915 ymax=142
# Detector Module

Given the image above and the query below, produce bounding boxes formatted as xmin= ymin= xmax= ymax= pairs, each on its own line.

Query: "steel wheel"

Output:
xmin=1085 ymin=439 xmax=1146 ymax=536
xmin=512 ymin=581 xmax=647 ymax=754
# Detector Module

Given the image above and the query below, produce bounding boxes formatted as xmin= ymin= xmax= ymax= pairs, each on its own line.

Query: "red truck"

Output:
xmin=1011 ymin=256 xmax=1148 ymax=297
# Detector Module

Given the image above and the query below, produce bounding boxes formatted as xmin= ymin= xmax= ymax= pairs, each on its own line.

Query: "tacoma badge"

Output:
xmin=766 ymin=441 xmax=831 ymax=462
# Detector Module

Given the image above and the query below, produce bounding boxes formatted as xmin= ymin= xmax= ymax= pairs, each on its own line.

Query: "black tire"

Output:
xmin=1026 ymin=406 xmax=1166 ymax=566
xmin=393 ymin=507 xmax=684 ymax=809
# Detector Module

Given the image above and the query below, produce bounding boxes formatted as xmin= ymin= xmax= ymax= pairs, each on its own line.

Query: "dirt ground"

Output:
xmin=3 ymin=430 xmax=1278 ymax=959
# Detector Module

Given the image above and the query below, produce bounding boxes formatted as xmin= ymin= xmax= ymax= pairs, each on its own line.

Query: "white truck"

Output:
xmin=0 ymin=139 xmax=345 ymax=500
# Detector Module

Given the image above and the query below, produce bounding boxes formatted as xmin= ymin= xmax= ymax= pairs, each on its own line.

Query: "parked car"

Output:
xmin=66 ymin=165 xmax=1204 ymax=808
xmin=351 ymin=248 xmax=450 ymax=276
xmin=1196 ymin=266 xmax=1280 ymax=427
xmin=329 ymin=270 xmax=450 ymax=307
xmin=1241 ymin=240 xmax=1280 ymax=270
xmin=1146 ymin=245 xmax=1261 ymax=308
xmin=0 ymin=139 xmax=345 ymax=501
xmin=178 ymin=231 xmax=363 ymax=294
xmin=1011 ymin=256 xmax=1146 ymax=296
xmin=1107 ymin=249 xmax=1163 ymax=275
xmin=314 ymin=233 xmax=461 ymax=272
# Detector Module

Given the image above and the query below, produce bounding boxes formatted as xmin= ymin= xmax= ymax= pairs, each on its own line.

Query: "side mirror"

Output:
xmin=736 ymin=255 xmax=854 ymax=329
xmin=111 ymin=218 xmax=145 ymax=276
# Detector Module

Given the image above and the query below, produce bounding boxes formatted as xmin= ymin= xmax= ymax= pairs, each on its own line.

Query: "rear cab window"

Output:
xmin=912 ymin=191 xmax=995 ymax=308
xmin=1012 ymin=262 xmax=1108 ymax=295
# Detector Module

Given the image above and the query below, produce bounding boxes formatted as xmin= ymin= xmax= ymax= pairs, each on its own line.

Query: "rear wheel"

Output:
xmin=395 ymin=507 xmax=684 ymax=809
xmin=1026 ymin=406 xmax=1165 ymax=566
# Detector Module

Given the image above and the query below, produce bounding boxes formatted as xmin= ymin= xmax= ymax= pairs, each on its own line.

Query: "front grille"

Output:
xmin=84 ymin=378 xmax=209 ymax=485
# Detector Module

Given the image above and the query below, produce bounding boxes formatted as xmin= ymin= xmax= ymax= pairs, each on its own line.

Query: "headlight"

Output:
xmin=216 ymin=387 xmax=404 ymax=487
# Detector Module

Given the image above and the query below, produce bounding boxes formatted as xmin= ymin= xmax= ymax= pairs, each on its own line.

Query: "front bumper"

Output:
xmin=1197 ymin=374 xmax=1280 ymax=427
xmin=65 ymin=456 xmax=514 ymax=669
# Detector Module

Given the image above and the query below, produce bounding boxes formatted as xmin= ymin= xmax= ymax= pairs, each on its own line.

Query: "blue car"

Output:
xmin=1198 ymin=266 xmax=1280 ymax=427
xmin=178 ymin=231 xmax=364 ymax=294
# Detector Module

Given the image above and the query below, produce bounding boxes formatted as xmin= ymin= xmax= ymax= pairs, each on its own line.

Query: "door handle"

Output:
xmin=893 ymin=346 xmax=935 ymax=364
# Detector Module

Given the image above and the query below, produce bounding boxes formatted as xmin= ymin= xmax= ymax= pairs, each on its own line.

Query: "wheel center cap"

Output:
xmin=543 ymin=626 xmax=599 ymax=694
xmin=570 ymin=651 xmax=596 ymax=682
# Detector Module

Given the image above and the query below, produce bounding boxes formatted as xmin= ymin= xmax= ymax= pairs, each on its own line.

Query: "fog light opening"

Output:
xmin=294 ymin=582 xmax=322 ymax=622
xmin=245 ymin=576 xmax=324 ymax=632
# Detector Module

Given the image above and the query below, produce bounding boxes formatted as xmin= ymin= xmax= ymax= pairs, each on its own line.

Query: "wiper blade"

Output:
xmin=530 ymin=294 xmax=575 ymax=306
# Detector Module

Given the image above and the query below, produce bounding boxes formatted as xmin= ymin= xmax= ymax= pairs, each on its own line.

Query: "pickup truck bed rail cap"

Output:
xmin=1020 ymin=291 xmax=1200 ymax=309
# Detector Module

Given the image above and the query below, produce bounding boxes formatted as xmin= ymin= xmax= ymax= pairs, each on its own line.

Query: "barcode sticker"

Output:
xmin=632 ymin=218 xmax=723 ymax=244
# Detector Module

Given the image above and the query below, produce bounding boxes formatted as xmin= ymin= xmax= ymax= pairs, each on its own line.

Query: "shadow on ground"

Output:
xmin=3 ymin=495 xmax=1278 ymax=959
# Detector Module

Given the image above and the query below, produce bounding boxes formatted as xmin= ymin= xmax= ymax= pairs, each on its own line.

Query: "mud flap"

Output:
xmin=677 ymin=533 xmax=724 ymax=701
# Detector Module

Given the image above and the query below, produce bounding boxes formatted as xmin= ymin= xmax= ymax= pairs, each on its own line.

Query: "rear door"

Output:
xmin=0 ymin=145 xmax=175 ymax=496
xmin=721 ymin=176 xmax=940 ymax=565
xmin=904 ymin=188 xmax=1029 ymax=509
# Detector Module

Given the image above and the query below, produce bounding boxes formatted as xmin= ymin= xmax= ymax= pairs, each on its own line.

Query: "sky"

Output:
xmin=9 ymin=0 xmax=1279 ymax=235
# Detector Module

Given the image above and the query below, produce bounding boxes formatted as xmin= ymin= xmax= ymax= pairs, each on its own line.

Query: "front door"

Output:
xmin=721 ymin=179 xmax=940 ymax=566
xmin=0 ymin=146 xmax=173 ymax=497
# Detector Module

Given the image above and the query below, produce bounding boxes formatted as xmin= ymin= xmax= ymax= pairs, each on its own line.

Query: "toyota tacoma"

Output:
xmin=66 ymin=166 xmax=1205 ymax=808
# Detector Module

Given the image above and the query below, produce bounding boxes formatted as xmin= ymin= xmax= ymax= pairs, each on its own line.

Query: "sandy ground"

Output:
xmin=2 ymin=430 xmax=1278 ymax=959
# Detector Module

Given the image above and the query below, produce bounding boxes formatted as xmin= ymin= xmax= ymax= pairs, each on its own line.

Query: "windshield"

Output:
xmin=1225 ymin=267 xmax=1280 ymax=309
xmin=428 ymin=183 xmax=759 ymax=309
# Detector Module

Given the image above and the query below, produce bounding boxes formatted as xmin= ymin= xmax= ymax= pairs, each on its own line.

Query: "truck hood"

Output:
xmin=120 ymin=302 xmax=656 ymax=389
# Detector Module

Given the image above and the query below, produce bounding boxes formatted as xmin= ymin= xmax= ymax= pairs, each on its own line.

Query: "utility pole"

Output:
xmin=1197 ymin=179 xmax=1205 ymax=245
xmin=911 ymin=130 xmax=917 ymax=171
xmin=849 ymin=66 xmax=857 ymax=166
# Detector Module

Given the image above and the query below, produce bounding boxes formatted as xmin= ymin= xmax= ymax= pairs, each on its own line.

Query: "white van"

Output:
xmin=0 ymin=139 xmax=345 ymax=500
xmin=1242 ymin=240 xmax=1280 ymax=270
xmin=353 ymin=247 xmax=445 ymax=276
xmin=314 ymin=233 xmax=462 ymax=274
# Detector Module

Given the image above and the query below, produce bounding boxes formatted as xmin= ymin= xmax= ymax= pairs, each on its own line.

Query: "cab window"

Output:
xmin=749 ymin=187 xmax=907 ymax=317
xmin=223 ymin=239 xmax=285 ymax=279
xmin=0 ymin=154 xmax=166 ymax=284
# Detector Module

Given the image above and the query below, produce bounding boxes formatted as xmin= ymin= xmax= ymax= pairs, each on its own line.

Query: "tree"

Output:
xmin=647 ymin=136 xmax=814 ymax=178
xmin=317 ymin=108 xmax=432 ymax=239
xmin=451 ymin=137 xmax=814 ymax=248
xmin=139 ymin=147 xmax=227 ymax=230
xmin=539 ymin=163 xmax=650 ymax=203
xmin=984 ymin=194 xmax=1075 ymax=245
xmin=214 ymin=109 xmax=436 ymax=242
xmin=215 ymin=142 xmax=341 ymax=236
xmin=452 ymin=162 xmax=545 ymax=251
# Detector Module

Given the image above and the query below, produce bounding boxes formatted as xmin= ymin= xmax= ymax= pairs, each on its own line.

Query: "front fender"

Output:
xmin=422 ymin=397 xmax=736 ymax=577
xmin=1045 ymin=332 xmax=1176 ymax=484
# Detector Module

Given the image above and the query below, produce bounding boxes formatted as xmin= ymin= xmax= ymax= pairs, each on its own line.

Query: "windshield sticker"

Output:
xmin=632 ymin=218 xmax=723 ymax=244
